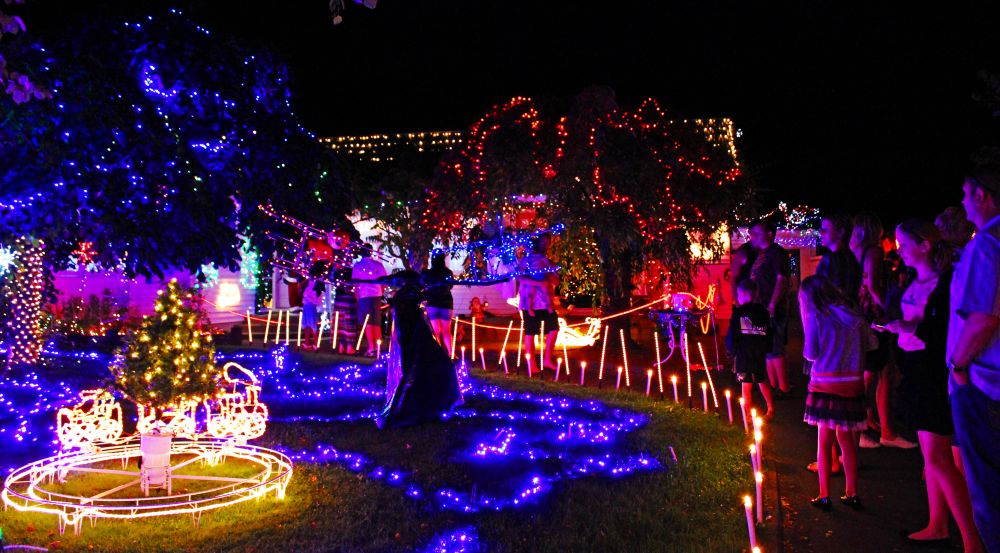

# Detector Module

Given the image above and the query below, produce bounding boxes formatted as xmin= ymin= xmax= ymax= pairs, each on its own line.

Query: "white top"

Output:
xmin=898 ymin=275 xmax=937 ymax=352
xmin=351 ymin=258 xmax=387 ymax=299
xmin=517 ymin=253 xmax=555 ymax=311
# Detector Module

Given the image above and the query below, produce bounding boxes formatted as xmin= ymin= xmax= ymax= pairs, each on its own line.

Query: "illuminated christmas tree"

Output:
xmin=110 ymin=279 xmax=220 ymax=409
xmin=3 ymin=237 xmax=46 ymax=366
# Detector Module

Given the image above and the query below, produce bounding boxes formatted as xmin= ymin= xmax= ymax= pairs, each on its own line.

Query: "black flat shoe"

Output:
xmin=839 ymin=495 xmax=862 ymax=510
xmin=899 ymin=529 xmax=951 ymax=547
xmin=810 ymin=496 xmax=832 ymax=511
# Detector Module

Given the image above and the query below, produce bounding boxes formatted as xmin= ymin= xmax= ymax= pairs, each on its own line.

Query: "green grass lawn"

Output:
xmin=1 ymin=367 xmax=750 ymax=552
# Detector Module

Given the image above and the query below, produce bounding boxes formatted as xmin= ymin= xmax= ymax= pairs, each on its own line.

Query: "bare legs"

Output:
xmin=742 ymin=382 xmax=775 ymax=417
xmin=522 ymin=330 xmax=558 ymax=373
xmin=909 ymin=432 xmax=983 ymax=552
xmin=865 ymin=365 xmax=898 ymax=440
xmin=429 ymin=318 xmax=452 ymax=354
xmin=816 ymin=426 xmax=858 ymax=499
xmin=544 ymin=329 xmax=557 ymax=368
xmin=365 ymin=322 xmax=381 ymax=355
xmin=767 ymin=355 xmax=789 ymax=393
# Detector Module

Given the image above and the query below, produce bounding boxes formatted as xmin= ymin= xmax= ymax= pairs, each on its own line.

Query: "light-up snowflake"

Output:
xmin=0 ymin=245 xmax=15 ymax=277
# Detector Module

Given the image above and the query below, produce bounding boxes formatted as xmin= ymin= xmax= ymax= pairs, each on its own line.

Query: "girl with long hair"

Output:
xmin=882 ymin=220 xmax=983 ymax=551
xmin=800 ymin=275 xmax=873 ymax=511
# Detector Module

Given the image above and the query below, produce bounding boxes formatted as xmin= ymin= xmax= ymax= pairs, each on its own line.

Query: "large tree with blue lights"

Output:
xmin=0 ymin=8 xmax=349 ymax=364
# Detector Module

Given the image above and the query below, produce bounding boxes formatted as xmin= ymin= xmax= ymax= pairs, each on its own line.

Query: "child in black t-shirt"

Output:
xmin=726 ymin=279 xmax=776 ymax=418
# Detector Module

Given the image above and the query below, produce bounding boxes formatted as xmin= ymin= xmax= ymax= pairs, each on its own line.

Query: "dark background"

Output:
xmin=25 ymin=1 xmax=1000 ymax=225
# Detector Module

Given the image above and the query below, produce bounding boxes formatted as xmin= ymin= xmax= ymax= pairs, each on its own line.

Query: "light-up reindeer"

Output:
xmin=553 ymin=316 xmax=602 ymax=348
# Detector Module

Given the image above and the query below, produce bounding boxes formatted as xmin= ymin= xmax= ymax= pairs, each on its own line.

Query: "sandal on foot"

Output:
xmin=810 ymin=496 xmax=832 ymax=511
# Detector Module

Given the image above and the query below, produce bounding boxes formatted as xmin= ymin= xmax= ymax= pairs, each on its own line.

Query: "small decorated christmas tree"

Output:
xmin=111 ymin=279 xmax=220 ymax=410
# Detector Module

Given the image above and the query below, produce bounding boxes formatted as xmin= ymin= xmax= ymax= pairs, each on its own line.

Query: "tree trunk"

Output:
xmin=602 ymin=248 xmax=638 ymax=348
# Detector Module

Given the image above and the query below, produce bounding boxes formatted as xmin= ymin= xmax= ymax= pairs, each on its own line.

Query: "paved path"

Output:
xmin=270 ymin=313 xmax=963 ymax=552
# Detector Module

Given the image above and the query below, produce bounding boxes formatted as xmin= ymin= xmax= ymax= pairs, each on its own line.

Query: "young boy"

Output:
xmin=726 ymin=279 xmax=776 ymax=418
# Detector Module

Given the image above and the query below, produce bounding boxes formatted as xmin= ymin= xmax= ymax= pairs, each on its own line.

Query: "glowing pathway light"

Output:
xmin=619 ymin=329 xmax=630 ymax=387
xmin=698 ymin=342 xmax=719 ymax=408
xmin=562 ymin=341 xmax=570 ymax=377
xmin=316 ymin=311 xmax=327 ymax=348
xmin=516 ymin=319 xmax=524 ymax=370
xmin=246 ymin=310 xmax=254 ymax=343
xmin=332 ymin=310 xmax=340 ymax=349
xmin=744 ymin=495 xmax=758 ymax=549
xmin=683 ymin=334 xmax=692 ymax=400
xmin=499 ymin=320 xmax=514 ymax=367
xmin=654 ymin=331 xmax=664 ymax=398
xmin=356 ymin=313 xmax=370 ymax=353
xmin=598 ymin=326 xmax=609 ymax=388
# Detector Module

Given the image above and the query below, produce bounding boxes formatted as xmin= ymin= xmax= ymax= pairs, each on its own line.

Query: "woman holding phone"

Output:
xmin=879 ymin=220 xmax=982 ymax=550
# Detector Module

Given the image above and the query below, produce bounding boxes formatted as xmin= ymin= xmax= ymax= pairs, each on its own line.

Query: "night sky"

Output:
xmin=28 ymin=1 xmax=1000 ymax=225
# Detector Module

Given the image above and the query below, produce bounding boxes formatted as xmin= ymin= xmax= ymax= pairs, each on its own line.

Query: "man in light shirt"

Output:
xmin=947 ymin=167 xmax=1000 ymax=553
xmin=351 ymin=245 xmax=387 ymax=356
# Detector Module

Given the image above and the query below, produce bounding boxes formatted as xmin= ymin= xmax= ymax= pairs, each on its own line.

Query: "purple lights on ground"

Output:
xmin=2 ymin=345 xmax=662 ymax=550
xmin=419 ymin=525 xmax=481 ymax=553
xmin=0 ymin=371 xmax=78 ymax=447
xmin=473 ymin=428 xmax=516 ymax=458
xmin=261 ymin=353 xmax=661 ymax=515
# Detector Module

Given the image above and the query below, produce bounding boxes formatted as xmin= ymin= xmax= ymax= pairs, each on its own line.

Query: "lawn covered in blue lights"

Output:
xmin=0 ymin=346 xmax=749 ymax=552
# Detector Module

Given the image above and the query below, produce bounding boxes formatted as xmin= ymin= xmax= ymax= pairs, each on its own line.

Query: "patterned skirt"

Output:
xmin=803 ymin=391 xmax=867 ymax=431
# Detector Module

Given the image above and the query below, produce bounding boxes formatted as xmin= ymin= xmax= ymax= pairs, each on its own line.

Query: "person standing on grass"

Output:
xmin=748 ymin=219 xmax=791 ymax=394
xmin=881 ymin=219 xmax=983 ymax=551
xmin=351 ymin=245 xmax=387 ymax=357
xmin=851 ymin=213 xmax=916 ymax=449
xmin=947 ymin=168 xmax=1000 ymax=553
xmin=517 ymin=233 xmax=559 ymax=375
xmin=422 ymin=253 xmax=455 ymax=354
xmin=726 ymin=279 xmax=775 ymax=419
xmin=800 ymin=275 xmax=874 ymax=511
xmin=299 ymin=281 xmax=321 ymax=351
